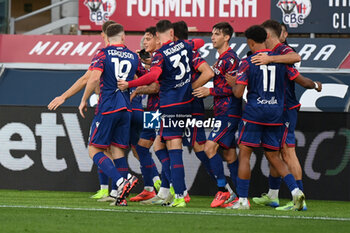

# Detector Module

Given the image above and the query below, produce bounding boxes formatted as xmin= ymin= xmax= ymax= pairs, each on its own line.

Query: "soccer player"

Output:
xmin=129 ymin=26 xmax=163 ymax=202
xmin=251 ymin=20 xmax=321 ymax=210
xmin=228 ymin=25 xmax=306 ymax=210
xmin=78 ymin=23 xmax=139 ymax=206
xmin=48 ymin=20 xmax=116 ymax=200
xmin=118 ymin=20 xmax=203 ymax=207
xmin=193 ymin=22 xmax=241 ymax=208
xmin=172 ymin=21 xmax=215 ymax=182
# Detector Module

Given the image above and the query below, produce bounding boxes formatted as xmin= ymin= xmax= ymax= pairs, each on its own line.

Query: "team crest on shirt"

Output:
xmin=277 ymin=0 xmax=312 ymax=28
xmin=84 ymin=0 xmax=116 ymax=25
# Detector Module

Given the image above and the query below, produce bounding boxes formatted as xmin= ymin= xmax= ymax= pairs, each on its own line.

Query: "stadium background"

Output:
xmin=0 ymin=0 xmax=349 ymax=201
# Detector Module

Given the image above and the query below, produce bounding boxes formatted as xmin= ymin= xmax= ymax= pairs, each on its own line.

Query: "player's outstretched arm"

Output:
xmin=79 ymin=70 xmax=101 ymax=118
xmin=294 ymin=74 xmax=322 ymax=92
xmin=48 ymin=70 xmax=91 ymax=110
xmin=232 ymin=84 xmax=246 ymax=98
xmin=251 ymin=52 xmax=301 ymax=65
xmin=192 ymin=62 xmax=215 ymax=89
xmin=130 ymin=82 xmax=160 ymax=102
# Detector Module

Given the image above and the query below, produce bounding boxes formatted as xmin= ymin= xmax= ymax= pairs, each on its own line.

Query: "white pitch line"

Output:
xmin=0 ymin=205 xmax=349 ymax=222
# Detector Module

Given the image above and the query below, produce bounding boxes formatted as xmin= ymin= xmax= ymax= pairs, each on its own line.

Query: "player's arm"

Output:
xmin=48 ymin=70 xmax=91 ymax=110
xmin=294 ymin=74 xmax=322 ymax=92
xmin=135 ymin=82 xmax=160 ymax=94
xmin=251 ymin=51 xmax=301 ymax=65
xmin=79 ymin=70 xmax=101 ymax=118
xmin=192 ymin=62 xmax=214 ymax=89
xmin=232 ymin=59 xmax=249 ymax=98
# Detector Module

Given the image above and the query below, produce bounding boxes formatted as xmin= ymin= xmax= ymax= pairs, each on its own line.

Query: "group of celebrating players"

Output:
xmin=48 ymin=18 xmax=322 ymax=210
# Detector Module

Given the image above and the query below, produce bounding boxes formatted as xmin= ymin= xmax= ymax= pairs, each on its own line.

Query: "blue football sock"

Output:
xmin=283 ymin=174 xmax=298 ymax=192
xmin=136 ymin=145 xmax=154 ymax=187
xmin=114 ymin=157 xmax=129 ymax=179
xmin=169 ymin=149 xmax=185 ymax=196
xmin=296 ymin=180 xmax=304 ymax=192
xmin=155 ymin=149 xmax=171 ymax=184
xmin=195 ymin=151 xmax=216 ymax=180
xmin=237 ymin=178 xmax=250 ymax=198
xmin=97 ymin=168 xmax=109 ymax=186
xmin=151 ymin=157 xmax=160 ymax=179
xmin=160 ymin=169 xmax=170 ymax=188
xmin=92 ymin=152 xmax=122 ymax=185
xmin=209 ymin=153 xmax=226 ymax=188
xmin=227 ymin=159 xmax=238 ymax=187
xmin=269 ymin=175 xmax=282 ymax=190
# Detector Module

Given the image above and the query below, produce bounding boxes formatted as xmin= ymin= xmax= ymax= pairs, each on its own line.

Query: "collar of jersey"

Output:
xmin=254 ymin=49 xmax=271 ymax=55
xmin=163 ymin=40 xmax=173 ymax=46
xmin=108 ymin=44 xmax=126 ymax=47
xmin=219 ymin=47 xmax=232 ymax=59
xmin=272 ymin=43 xmax=283 ymax=51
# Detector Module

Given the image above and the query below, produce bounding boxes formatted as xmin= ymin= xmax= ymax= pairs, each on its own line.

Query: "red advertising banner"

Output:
xmin=79 ymin=0 xmax=271 ymax=32
xmin=0 ymin=34 xmax=142 ymax=65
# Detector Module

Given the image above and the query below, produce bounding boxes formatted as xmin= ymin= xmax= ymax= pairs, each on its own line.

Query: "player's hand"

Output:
xmin=118 ymin=80 xmax=129 ymax=91
xmin=225 ymin=73 xmax=237 ymax=88
xmin=251 ymin=53 xmax=271 ymax=65
xmin=48 ymin=96 xmax=65 ymax=111
xmin=315 ymin=81 xmax=322 ymax=92
xmin=78 ymin=101 xmax=88 ymax=118
xmin=193 ymin=87 xmax=210 ymax=98
xmin=130 ymin=91 xmax=138 ymax=102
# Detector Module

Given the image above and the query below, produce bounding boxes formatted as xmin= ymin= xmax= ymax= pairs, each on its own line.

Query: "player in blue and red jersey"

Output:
xmin=172 ymin=21 xmax=215 ymax=201
xmin=78 ymin=24 xmax=139 ymax=206
xmin=228 ymin=25 xmax=305 ymax=210
xmin=48 ymin=20 xmax=121 ymax=200
xmin=251 ymin=20 xmax=321 ymax=211
xmin=128 ymin=26 xmax=166 ymax=203
xmin=118 ymin=20 xmax=205 ymax=207
xmin=193 ymin=22 xmax=241 ymax=208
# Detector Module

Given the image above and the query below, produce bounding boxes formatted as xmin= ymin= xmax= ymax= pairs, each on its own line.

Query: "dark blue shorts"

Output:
xmin=140 ymin=128 xmax=157 ymax=141
xmin=130 ymin=109 xmax=143 ymax=147
xmin=237 ymin=120 xmax=285 ymax=151
xmin=159 ymin=104 xmax=191 ymax=141
xmin=283 ymin=108 xmax=298 ymax=147
xmin=89 ymin=110 xmax=131 ymax=149
xmin=183 ymin=114 xmax=207 ymax=147
xmin=207 ymin=116 xmax=240 ymax=149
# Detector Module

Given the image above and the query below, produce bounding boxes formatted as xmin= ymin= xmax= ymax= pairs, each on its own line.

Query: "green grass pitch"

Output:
xmin=0 ymin=190 xmax=350 ymax=233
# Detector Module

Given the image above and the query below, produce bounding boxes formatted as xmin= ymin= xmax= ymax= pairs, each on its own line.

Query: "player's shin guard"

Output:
xmin=155 ymin=149 xmax=171 ymax=183
xmin=195 ymin=151 xmax=216 ymax=180
xmin=169 ymin=149 xmax=185 ymax=196
xmin=237 ymin=178 xmax=250 ymax=198
xmin=227 ymin=159 xmax=238 ymax=187
xmin=209 ymin=153 xmax=227 ymax=188
xmin=136 ymin=145 xmax=154 ymax=187
xmin=283 ymin=174 xmax=299 ymax=192
xmin=93 ymin=152 xmax=122 ymax=185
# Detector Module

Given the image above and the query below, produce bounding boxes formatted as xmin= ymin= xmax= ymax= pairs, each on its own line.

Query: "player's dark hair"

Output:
xmin=156 ymin=20 xmax=173 ymax=33
xmin=102 ymin=20 xmax=116 ymax=33
xmin=145 ymin=26 xmax=157 ymax=37
xmin=213 ymin=22 xmax=234 ymax=38
xmin=245 ymin=25 xmax=267 ymax=43
xmin=261 ymin=20 xmax=282 ymax=38
xmin=106 ymin=23 xmax=124 ymax=38
xmin=173 ymin=21 xmax=188 ymax=40
xmin=280 ymin=22 xmax=288 ymax=33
